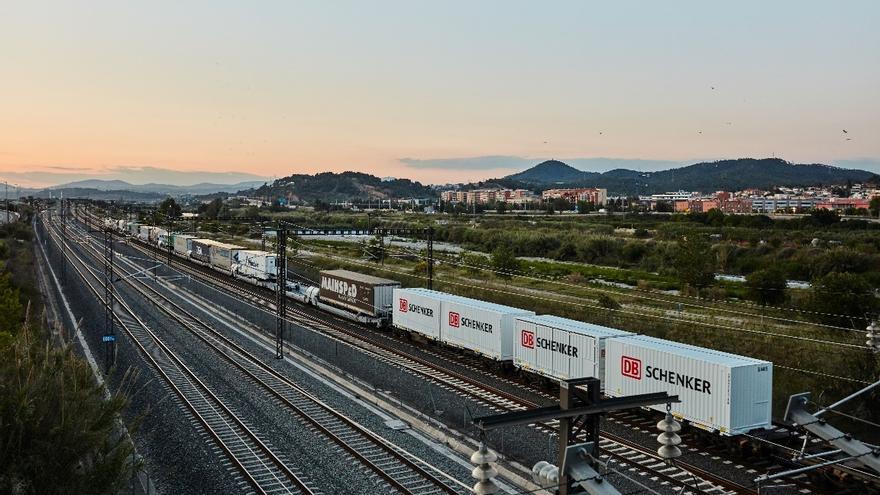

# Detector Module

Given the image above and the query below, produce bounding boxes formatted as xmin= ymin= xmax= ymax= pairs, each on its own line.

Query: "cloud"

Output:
xmin=830 ymin=158 xmax=880 ymax=173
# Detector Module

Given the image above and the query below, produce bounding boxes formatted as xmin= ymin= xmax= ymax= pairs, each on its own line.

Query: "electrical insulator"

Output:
xmin=531 ymin=461 xmax=560 ymax=489
xmin=657 ymin=406 xmax=682 ymax=462
xmin=867 ymin=322 xmax=878 ymax=353
xmin=471 ymin=442 xmax=499 ymax=495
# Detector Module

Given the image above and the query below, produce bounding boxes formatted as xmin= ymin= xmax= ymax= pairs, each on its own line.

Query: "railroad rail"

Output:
xmin=83 ymin=216 xmax=758 ymax=495
xmin=38 ymin=214 xmax=320 ymax=495
xmin=51 ymin=212 xmax=469 ymax=495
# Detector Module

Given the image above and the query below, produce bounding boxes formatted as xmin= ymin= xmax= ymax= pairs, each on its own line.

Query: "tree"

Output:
xmin=496 ymin=201 xmax=507 ymax=215
xmin=200 ymin=198 xmax=224 ymax=220
xmin=808 ymin=272 xmax=879 ymax=328
xmin=870 ymin=196 xmax=880 ymax=218
xmin=576 ymin=201 xmax=593 ymax=214
xmin=491 ymin=245 xmax=520 ymax=278
xmin=674 ymin=235 xmax=715 ymax=289
xmin=157 ymin=197 xmax=182 ymax=220
xmin=744 ymin=268 xmax=787 ymax=306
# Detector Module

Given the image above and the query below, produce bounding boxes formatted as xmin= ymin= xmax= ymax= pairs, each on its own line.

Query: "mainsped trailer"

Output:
xmin=318 ymin=270 xmax=400 ymax=326
xmin=513 ymin=314 xmax=633 ymax=384
xmin=604 ymin=335 xmax=772 ymax=435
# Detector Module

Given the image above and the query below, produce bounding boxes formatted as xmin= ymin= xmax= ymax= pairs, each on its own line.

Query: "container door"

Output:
xmin=535 ymin=323 xmax=554 ymax=376
xmin=567 ymin=332 xmax=591 ymax=380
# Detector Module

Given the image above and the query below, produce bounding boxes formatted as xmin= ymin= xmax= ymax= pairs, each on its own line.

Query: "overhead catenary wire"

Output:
xmin=286 ymin=241 xmax=875 ymax=384
xmin=292 ymin=238 xmax=871 ymax=350
xmin=387 ymin=241 xmax=871 ymax=334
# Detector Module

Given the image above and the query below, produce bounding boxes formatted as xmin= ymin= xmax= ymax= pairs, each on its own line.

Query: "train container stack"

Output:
xmin=604 ymin=335 xmax=773 ymax=435
xmin=513 ymin=314 xmax=633 ymax=384
xmin=319 ymin=269 xmax=399 ymax=318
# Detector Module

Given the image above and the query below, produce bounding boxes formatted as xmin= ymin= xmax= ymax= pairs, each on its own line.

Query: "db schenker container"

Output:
xmin=173 ymin=234 xmax=196 ymax=256
xmin=233 ymin=250 xmax=277 ymax=280
xmin=604 ymin=335 xmax=772 ymax=435
xmin=190 ymin=239 xmax=220 ymax=263
xmin=393 ymin=288 xmax=447 ymax=340
xmin=319 ymin=269 xmax=400 ymax=317
xmin=439 ymin=294 xmax=534 ymax=361
xmin=209 ymin=242 xmax=244 ymax=272
xmin=513 ymin=315 xmax=633 ymax=384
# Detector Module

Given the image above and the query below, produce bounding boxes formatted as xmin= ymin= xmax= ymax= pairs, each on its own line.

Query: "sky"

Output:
xmin=1 ymin=1 xmax=878 ymax=187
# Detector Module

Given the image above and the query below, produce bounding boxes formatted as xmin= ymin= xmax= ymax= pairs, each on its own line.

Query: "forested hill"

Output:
xmin=503 ymin=158 xmax=877 ymax=194
xmin=245 ymin=171 xmax=435 ymax=203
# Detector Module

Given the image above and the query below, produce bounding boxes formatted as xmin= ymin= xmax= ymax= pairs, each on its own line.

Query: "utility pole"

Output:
xmin=103 ymin=227 xmax=116 ymax=373
xmin=60 ymin=197 xmax=67 ymax=284
xmin=427 ymin=227 xmax=434 ymax=290
xmin=275 ymin=222 xmax=287 ymax=359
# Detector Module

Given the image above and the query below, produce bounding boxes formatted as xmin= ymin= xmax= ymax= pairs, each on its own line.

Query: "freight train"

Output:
xmin=109 ymin=219 xmax=773 ymax=436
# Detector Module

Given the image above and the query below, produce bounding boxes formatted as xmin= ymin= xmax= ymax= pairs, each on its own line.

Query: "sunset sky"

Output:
xmin=2 ymin=1 xmax=878 ymax=187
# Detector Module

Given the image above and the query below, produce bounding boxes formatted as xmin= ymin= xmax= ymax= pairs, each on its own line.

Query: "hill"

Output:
xmin=503 ymin=158 xmax=877 ymax=194
xmin=245 ymin=171 xmax=435 ymax=203
xmin=506 ymin=160 xmax=599 ymax=183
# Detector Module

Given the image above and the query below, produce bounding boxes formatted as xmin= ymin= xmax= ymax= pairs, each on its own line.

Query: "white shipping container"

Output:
xmin=233 ymin=250 xmax=277 ymax=280
xmin=440 ymin=295 xmax=534 ymax=360
xmin=138 ymin=225 xmax=153 ymax=241
xmin=173 ymin=235 xmax=196 ymax=256
xmin=150 ymin=228 xmax=166 ymax=244
xmin=604 ymin=335 xmax=772 ymax=435
xmin=392 ymin=288 xmax=445 ymax=340
xmin=513 ymin=315 xmax=633 ymax=384
xmin=209 ymin=242 xmax=244 ymax=271
xmin=128 ymin=222 xmax=140 ymax=236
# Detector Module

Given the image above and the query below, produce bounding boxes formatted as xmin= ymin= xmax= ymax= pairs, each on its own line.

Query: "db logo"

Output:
xmin=621 ymin=356 xmax=642 ymax=380
xmin=448 ymin=312 xmax=460 ymax=328
xmin=521 ymin=330 xmax=535 ymax=349
xmin=399 ymin=298 xmax=408 ymax=312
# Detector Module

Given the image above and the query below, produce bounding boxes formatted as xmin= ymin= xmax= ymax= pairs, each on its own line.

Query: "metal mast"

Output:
xmin=275 ymin=222 xmax=287 ymax=359
xmin=103 ymin=227 xmax=116 ymax=373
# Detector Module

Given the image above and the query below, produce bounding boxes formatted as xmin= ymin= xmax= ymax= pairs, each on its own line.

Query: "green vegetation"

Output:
xmin=0 ymin=208 xmax=136 ymax=494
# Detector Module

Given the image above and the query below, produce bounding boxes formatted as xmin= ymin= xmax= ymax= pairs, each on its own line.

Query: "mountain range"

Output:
xmin=50 ymin=179 xmax=266 ymax=195
xmin=500 ymin=158 xmax=878 ymax=195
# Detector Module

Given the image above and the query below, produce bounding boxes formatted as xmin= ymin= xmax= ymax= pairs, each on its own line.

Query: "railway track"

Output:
xmin=57 ymin=212 xmax=476 ymax=495
xmin=38 ymin=214 xmax=321 ymax=495
xmin=86 ymin=219 xmax=759 ymax=495
xmin=63 ymin=220 xmax=471 ymax=495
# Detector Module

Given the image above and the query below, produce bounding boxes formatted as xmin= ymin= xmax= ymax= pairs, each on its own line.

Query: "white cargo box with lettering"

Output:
xmin=604 ymin=335 xmax=772 ymax=435
xmin=392 ymin=288 xmax=446 ymax=340
xmin=439 ymin=294 xmax=534 ymax=361
xmin=513 ymin=315 xmax=633 ymax=384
